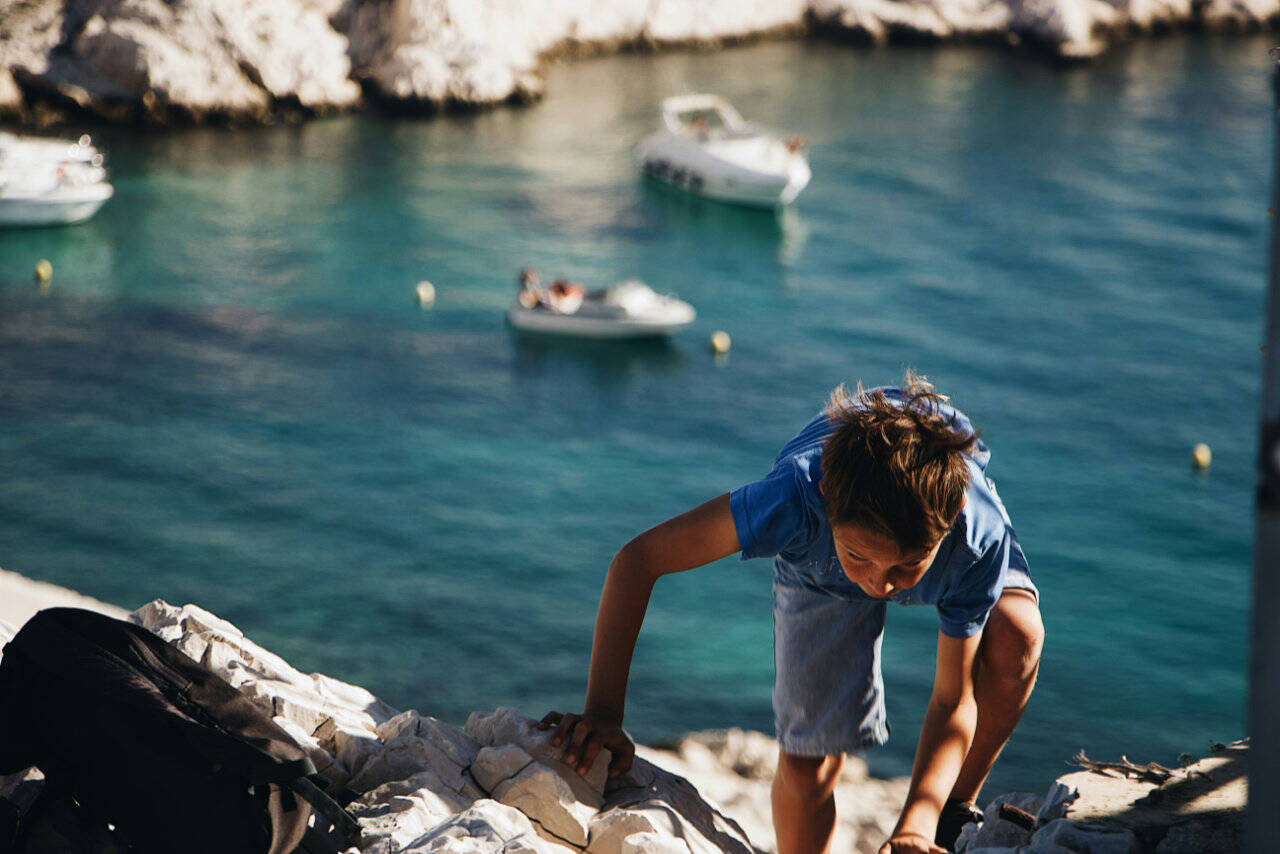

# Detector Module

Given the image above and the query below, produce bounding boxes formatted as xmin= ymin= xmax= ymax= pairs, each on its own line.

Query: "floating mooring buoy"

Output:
xmin=709 ymin=330 xmax=731 ymax=354
xmin=1191 ymin=443 xmax=1212 ymax=471
xmin=416 ymin=281 xmax=436 ymax=306
xmin=34 ymin=259 xmax=52 ymax=285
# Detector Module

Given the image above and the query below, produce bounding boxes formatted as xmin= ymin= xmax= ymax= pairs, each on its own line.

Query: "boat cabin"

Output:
xmin=660 ymin=95 xmax=749 ymax=140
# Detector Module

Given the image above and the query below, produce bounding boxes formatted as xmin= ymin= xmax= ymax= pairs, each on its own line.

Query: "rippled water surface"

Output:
xmin=0 ymin=35 xmax=1272 ymax=791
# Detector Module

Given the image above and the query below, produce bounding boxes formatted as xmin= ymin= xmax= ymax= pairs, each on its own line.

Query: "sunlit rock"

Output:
xmin=465 ymin=708 xmax=609 ymax=806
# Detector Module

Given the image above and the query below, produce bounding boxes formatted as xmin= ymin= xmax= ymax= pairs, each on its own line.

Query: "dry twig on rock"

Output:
xmin=1071 ymin=751 xmax=1178 ymax=784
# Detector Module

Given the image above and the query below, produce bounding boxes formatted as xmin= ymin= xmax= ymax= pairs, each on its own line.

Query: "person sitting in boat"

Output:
xmin=548 ymin=279 xmax=586 ymax=314
xmin=518 ymin=268 xmax=548 ymax=310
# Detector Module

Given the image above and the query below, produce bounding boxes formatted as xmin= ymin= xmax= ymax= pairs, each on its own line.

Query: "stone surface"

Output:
xmin=956 ymin=792 xmax=1040 ymax=851
xmin=1033 ymin=819 xmax=1140 ymax=852
xmin=472 ymin=745 xmax=537 ymax=793
xmin=635 ymin=735 xmax=906 ymax=854
xmin=489 ymin=759 xmax=597 ymax=847
xmin=2 ymin=595 xmax=1249 ymax=854
xmin=465 ymin=707 xmax=609 ymax=808
xmin=394 ymin=800 xmax=575 ymax=853
xmin=958 ymin=744 xmax=1247 ymax=854
xmin=121 ymin=602 xmax=764 ymax=853
xmin=350 ymin=771 xmax=483 ymax=852
xmin=1054 ymin=743 xmax=1247 ymax=851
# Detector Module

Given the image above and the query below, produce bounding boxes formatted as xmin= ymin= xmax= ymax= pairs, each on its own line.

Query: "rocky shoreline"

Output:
xmin=0 ymin=576 xmax=1249 ymax=852
xmin=2 ymin=0 xmax=1276 ymax=127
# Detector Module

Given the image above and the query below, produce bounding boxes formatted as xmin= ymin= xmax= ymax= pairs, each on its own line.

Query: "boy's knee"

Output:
xmin=981 ymin=592 xmax=1044 ymax=683
xmin=774 ymin=751 xmax=844 ymax=803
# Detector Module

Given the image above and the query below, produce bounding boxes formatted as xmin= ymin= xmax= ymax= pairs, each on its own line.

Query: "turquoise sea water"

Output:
xmin=0 ymin=35 xmax=1272 ymax=793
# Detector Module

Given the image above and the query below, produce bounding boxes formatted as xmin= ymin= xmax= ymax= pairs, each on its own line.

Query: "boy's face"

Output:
xmin=830 ymin=524 xmax=942 ymax=599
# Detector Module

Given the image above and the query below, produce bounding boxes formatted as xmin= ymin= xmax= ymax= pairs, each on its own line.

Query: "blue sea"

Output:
xmin=0 ymin=34 xmax=1272 ymax=794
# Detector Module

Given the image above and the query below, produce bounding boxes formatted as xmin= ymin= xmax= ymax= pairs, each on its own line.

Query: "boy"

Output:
xmin=541 ymin=374 xmax=1044 ymax=854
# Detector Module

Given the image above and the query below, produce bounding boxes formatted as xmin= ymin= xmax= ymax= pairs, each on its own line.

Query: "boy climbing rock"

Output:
xmin=542 ymin=373 xmax=1044 ymax=853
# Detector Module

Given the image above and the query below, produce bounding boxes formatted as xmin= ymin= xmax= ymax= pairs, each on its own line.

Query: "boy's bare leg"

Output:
xmin=772 ymin=751 xmax=844 ymax=854
xmin=949 ymin=589 xmax=1044 ymax=803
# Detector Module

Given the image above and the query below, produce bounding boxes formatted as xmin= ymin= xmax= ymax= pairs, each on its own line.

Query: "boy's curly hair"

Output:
xmin=820 ymin=371 xmax=979 ymax=554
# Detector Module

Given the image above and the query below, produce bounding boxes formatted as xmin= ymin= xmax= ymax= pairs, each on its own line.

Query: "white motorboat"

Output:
xmin=0 ymin=132 xmax=102 ymax=166
xmin=635 ymin=94 xmax=811 ymax=208
xmin=0 ymin=132 xmax=113 ymax=227
xmin=0 ymin=180 xmax=114 ymax=227
xmin=508 ymin=279 xmax=696 ymax=339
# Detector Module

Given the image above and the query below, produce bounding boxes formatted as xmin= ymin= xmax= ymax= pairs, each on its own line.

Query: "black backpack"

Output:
xmin=0 ymin=607 xmax=362 ymax=854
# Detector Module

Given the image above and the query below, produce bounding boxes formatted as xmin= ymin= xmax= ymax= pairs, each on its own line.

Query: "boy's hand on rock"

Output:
xmin=878 ymin=832 xmax=946 ymax=854
xmin=538 ymin=710 xmax=635 ymax=779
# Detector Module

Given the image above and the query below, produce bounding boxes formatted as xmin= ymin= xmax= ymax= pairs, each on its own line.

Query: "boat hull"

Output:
xmin=0 ymin=184 xmax=113 ymax=227
xmin=636 ymin=135 xmax=810 ymax=208
xmin=507 ymin=304 xmax=694 ymax=339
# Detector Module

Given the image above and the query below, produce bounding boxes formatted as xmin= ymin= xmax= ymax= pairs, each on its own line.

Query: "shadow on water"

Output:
xmin=509 ymin=329 xmax=686 ymax=386
xmin=632 ymin=180 xmax=809 ymax=265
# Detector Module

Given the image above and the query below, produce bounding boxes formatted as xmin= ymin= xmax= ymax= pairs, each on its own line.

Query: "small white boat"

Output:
xmin=0 ymin=132 xmax=113 ymax=227
xmin=0 ymin=181 xmax=114 ymax=227
xmin=508 ymin=279 xmax=696 ymax=339
xmin=0 ymin=132 xmax=103 ymax=166
xmin=635 ymin=94 xmax=811 ymax=208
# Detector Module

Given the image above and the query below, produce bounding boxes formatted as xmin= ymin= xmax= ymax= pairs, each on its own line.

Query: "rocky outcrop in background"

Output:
xmin=1 ymin=0 xmax=1276 ymax=125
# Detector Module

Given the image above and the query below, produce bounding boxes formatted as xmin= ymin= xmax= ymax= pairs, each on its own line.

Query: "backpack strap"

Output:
xmin=287 ymin=776 xmax=362 ymax=847
xmin=266 ymin=784 xmax=311 ymax=854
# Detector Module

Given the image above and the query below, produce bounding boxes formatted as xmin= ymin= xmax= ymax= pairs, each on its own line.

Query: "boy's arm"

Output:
xmin=881 ymin=630 xmax=983 ymax=854
xmin=542 ymin=493 xmax=741 ymax=778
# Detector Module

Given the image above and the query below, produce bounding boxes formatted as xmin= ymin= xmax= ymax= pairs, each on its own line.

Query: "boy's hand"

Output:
xmin=538 ymin=710 xmax=635 ymax=779
xmin=878 ymin=832 xmax=946 ymax=854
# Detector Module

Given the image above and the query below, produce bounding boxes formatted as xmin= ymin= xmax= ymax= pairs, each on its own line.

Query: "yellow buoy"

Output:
xmin=415 ymin=280 xmax=436 ymax=306
xmin=709 ymin=330 xmax=731 ymax=354
xmin=1191 ymin=443 xmax=1212 ymax=470
xmin=34 ymin=259 xmax=52 ymax=285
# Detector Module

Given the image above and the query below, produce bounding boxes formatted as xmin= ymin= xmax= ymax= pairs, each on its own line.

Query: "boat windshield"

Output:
xmin=677 ymin=108 xmax=727 ymax=130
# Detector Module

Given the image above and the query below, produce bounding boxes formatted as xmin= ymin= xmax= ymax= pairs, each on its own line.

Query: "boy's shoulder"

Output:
xmin=771 ymin=411 xmax=835 ymax=469
xmin=955 ymin=460 xmax=1016 ymax=557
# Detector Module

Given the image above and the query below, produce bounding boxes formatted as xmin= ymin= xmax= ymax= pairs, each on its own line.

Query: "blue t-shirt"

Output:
xmin=729 ymin=390 xmax=1029 ymax=639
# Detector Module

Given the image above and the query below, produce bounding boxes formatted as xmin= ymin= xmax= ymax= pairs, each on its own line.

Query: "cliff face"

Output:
xmin=2 ymin=0 xmax=1276 ymax=125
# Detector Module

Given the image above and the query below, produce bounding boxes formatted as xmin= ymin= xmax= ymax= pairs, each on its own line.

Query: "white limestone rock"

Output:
xmin=955 ymin=792 xmax=1041 ymax=851
xmin=350 ymin=715 xmax=484 ymax=797
xmin=350 ymin=770 xmax=483 ymax=852
xmin=465 ymin=707 xmax=609 ymax=807
xmin=586 ymin=809 xmax=676 ymax=854
xmin=71 ymin=8 xmax=272 ymax=119
xmin=133 ymin=600 xmax=397 ymax=733
xmin=0 ymin=70 xmax=26 ymax=118
xmin=6 ymin=0 xmax=1280 ymax=125
xmin=213 ymin=0 xmax=360 ymax=110
xmin=273 ymin=714 xmax=350 ymax=785
xmin=484 ymin=752 xmax=598 ymax=847
xmin=1006 ymin=0 xmax=1114 ymax=58
xmin=620 ymin=832 xmax=689 ymax=854
xmin=379 ymin=711 xmax=485 ymax=771
xmin=318 ymin=716 xmax=387 ymax=784
xmin=471 ymin=744 xmax=537 ymax=793
xmin=395 ymin=800 xmax=577 ymax=853
xmin=635 ymin=733 xmax=906 ymax=854
xmin=0 ymin=0 xmax=60 ymax=79
xmin=1033 ymin=819 xmax=1140 ymax=852
xmin=15 ymin=0 xmax=359 ymax=122
xmin=599 ymin=756 xmax=757 ymax=854
xmin=660 ymin=728 xmax=782 ymax=782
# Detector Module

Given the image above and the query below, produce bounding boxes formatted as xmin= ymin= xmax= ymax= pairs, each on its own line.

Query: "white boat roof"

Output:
xmin=659 ymin=94 xmax=746 ymax=136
